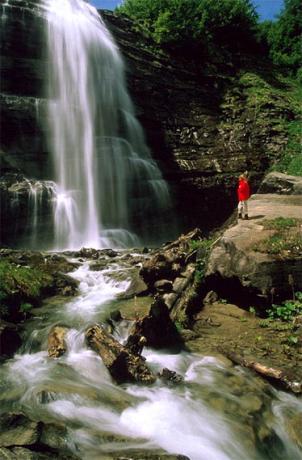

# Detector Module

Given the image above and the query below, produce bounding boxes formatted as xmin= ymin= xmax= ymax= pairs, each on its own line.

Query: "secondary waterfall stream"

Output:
xmin=1 ymin=254 xmax=302 ymax=460
xmin=45 ymin=0 xmax=172 ymax=250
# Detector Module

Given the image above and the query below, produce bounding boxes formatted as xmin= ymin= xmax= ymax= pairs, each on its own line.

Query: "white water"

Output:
xmin=44 ymin=0 xmax=172 ymax=250
xmin=2 ymin=258 xmax=302 ymax=460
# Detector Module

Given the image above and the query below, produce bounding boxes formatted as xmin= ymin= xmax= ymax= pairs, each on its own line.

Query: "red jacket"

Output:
xmin=237 ymin=179 xmax=250 ymax=201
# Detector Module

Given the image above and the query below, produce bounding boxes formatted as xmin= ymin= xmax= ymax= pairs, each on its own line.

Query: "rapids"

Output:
xmin=1 ymin=256 xmax=302 ymax=460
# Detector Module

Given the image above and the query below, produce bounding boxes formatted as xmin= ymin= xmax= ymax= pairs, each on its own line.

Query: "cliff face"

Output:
xmin=0 ymin=0 xmax=50 ymax=179
xmin=102 ymin=11 xmax=294 ymax=232
xmin=0 ymin=5 xmax=296 ymax=246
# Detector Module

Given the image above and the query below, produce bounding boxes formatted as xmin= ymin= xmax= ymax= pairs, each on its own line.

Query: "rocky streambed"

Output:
xmin=0 ymin=205 xmax=302 ymax=459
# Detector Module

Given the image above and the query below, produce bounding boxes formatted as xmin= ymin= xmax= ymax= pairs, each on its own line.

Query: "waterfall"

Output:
xmin=44 ymin=0 xmax=172 ymax=250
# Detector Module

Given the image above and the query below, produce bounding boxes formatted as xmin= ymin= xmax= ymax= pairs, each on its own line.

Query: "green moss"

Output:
xmin=0 ymin=260 xmax=52 ymax=318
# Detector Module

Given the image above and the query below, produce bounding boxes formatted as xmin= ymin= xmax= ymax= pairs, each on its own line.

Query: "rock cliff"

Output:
xmin=0 ymin=5 xmax=298 ymax=245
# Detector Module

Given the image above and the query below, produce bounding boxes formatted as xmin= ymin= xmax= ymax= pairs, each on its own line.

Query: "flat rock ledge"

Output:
xmin=206 ymin=193 xmax=302 ymax=306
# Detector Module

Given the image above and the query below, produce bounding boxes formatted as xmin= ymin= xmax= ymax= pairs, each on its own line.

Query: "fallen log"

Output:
xmin=85 ymin=324 xmax=156 ymax=385
xmin=220 ymin=348 xmax=302 ymax=394
xmin=48 ymin=326 xmax=68 ymax=358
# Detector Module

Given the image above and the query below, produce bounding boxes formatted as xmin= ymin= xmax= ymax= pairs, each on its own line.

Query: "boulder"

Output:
xmin=206 ymin=194 xmax=302 ymax=306
xmin=118 ymin=270 xmax=148 ymax=299
xmin=0 ymin=414 xmax=39 ymax=447
xmin=47 ymin=326 xmax=68 ymax=358
xmin=140 ymin=229 xmax=202 ymax=289
xmin=129 ymin=296 xmax=182 ymax=349
xmin=258 ymin=172 xmax=302 ymax=195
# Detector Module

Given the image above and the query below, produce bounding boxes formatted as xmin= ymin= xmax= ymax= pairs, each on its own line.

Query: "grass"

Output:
xmin=254 ymin=217 xmax=302 ymax=256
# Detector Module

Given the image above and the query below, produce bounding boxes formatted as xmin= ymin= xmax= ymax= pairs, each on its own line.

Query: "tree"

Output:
xmin=263 ymin=0 xmax=302 ymax=73
xmin=117 ymin=0 xmax=259 ymax=58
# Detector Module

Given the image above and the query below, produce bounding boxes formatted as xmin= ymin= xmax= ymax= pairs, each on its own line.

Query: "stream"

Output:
xmin=1 ymin=255 xmax=301 ymax=460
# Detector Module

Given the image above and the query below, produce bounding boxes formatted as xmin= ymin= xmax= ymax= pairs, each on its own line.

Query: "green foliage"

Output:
xmin=287 ymin=335 xmax=299 ymax=345
xmin=117 ymin=0 xmax=258 ymax=58
xmin=189 ymin=238 xmax=214 ymax=284
xmin=267 ymin=296 xmax=302 ymax=322
xmin=261 ymin=0 xmax=302 ymax=74
xmin=20 ymin=303 xmax=33 ymax=313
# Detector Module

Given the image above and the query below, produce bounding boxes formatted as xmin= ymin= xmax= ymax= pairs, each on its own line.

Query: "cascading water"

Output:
xmin=1 ymin=256 xmax=302 ymax=460
xmin=45 ymin=0 xmax=172 ymax=250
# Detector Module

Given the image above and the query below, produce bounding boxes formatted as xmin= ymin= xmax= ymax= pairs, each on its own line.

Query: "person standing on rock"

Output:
xmin=237 ymin=172 xmax=251 ymax=219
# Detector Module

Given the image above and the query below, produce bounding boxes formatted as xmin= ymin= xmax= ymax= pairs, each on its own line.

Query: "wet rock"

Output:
xmin=154 ymin=279 xmax=173 ymax=293
xmin=0 ymin=321 xmax=22 ymax=358
xmin=158 ymin=368 xmax=184 ymax=385
xmin=110 ymin=310 xmax=123 ymax=323
xmin=173 ymin=277 xmax=190 ymax=294
xmin=125 ymin=333 xmax=146 ymax=356
xmin=0 ymin=447 xmax=51 ymax=460
xmin=129 ymin=296 xmax=182 ymax=349
xmin=0 ymin=414 xmax=39 ymax=447
xmin=203 ymin=290 xmax=218 ymax=305
xmin=89 ymin=259 xmax=108 ymax=271
xmin=39 ymin=422 xmax=70 ymax=452
xmin=162 ymin=292 xmax=178 ymax=310
xmin=51 ymin=273 xmax=79 ymax=297
xmin=286 ymin=413 xmax=302 ymax=449
xmin=118 ymin=270 xmax=148 ymax=299
xmin=47 ymin=326 xmax=68 ymax=358
xmin=140 ymin=229 xmax=202 ymax=289
xmin=85 ymin=324 xmax=156 ymax=384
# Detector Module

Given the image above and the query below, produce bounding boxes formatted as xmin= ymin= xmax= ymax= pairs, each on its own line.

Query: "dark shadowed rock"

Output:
xmin=0 ymin=321 xmax=22 ymax=358
xmin=129 ymin=296 xmax=182 ymax=349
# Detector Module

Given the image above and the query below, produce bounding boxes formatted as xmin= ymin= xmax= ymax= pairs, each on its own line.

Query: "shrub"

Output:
xmin=267 ymin=295 xmax=302 ymax=321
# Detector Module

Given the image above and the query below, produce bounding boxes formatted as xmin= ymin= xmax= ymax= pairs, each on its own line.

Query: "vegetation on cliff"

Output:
xmin=117 ymin=0 xmax=259 ymax=59
xmin=117 ymin=0 xmax=301 ymax=177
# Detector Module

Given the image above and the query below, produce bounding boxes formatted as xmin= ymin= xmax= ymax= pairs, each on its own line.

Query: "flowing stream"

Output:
xmin=1 ymin=256 xmax=302 ymax=460
xmin=44 ymin=0 xmax=172 ymax=250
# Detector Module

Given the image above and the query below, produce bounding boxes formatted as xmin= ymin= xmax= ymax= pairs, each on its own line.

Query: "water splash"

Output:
xmin=44 ymin=0 xmax=172 ymax=250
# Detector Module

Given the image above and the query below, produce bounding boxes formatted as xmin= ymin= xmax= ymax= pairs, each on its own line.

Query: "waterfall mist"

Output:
xmin=45 ymin=0 xmax=173 ymax=250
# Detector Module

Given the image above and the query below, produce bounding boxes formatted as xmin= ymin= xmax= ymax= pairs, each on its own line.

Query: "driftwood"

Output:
xmin=48 ymin=326 xmax=68 ymax=358
xmin=220 ymin=348 xmax=302 ymax=394
xmin=85 ymin=324 xmax=156 ymax=384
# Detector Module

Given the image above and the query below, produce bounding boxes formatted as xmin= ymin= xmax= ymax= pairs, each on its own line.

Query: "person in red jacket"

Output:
xmin=237 ymin=172 xmax=251 ymax=219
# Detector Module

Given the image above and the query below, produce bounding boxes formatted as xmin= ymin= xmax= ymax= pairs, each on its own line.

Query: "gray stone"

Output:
xmin=173 ymin=277 xmax=190 ymax=294
xmin=258 ymin=172 xmax=302 ymax=195
xmin=154 ymin=279 xmax=173 ymax=292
